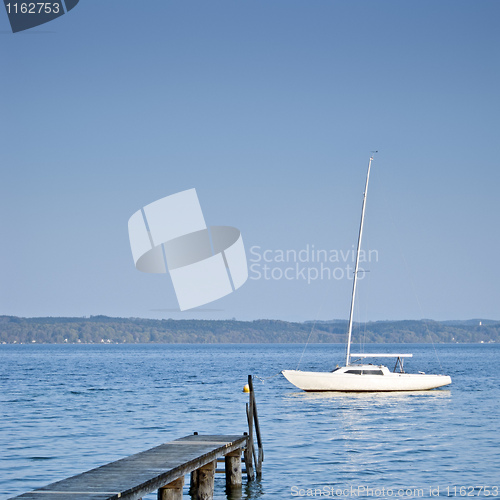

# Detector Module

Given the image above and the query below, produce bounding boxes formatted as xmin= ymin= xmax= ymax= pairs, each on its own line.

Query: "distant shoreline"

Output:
xmin=1 ymin=315 xmax=498 ymax=344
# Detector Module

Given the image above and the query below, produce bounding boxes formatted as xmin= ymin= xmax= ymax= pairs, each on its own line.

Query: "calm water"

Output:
xmin=1 ymin=344 xmax=499 ymax=499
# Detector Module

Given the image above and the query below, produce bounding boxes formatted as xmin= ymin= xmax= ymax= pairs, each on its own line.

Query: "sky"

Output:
xmin=1 ymin=0 xmax=499 ymax=323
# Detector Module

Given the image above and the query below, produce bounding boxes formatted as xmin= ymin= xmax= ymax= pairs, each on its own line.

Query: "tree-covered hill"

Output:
xmin=0 ymin=316 xmax=498 ymax=344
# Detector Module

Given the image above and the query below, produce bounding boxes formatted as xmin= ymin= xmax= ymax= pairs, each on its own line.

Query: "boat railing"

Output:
xmin=350 ymin=353 xmax=413 ymax=373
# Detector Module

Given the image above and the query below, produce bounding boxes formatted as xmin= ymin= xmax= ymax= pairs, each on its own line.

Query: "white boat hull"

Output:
xmin=282 ymin=368 xmax=452 ymax=392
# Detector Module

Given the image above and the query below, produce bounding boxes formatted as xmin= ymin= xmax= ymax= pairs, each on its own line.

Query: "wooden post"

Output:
xmin=248 ymin=375 xmax=264 ymax=477
xmin=190 ymin=468 xmax=198 ymax=494
xmin=248 ymin=374 xmax=256 ymax=479
xmin=195 ymin=460 xmax=216 ymax=500
xmin=158 ymin=476 xmax=184 ymax=500
xmin=189 ymin=431 xmax=199 ymax=494
xmin=244 ymin=407 xmax=254 ymax=481
xmin=225 ymin=449 xmax=242 ymax=490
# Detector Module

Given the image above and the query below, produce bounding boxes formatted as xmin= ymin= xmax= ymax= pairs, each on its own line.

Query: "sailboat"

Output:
xmin=282 ymin=156 xmax=452 ymax=392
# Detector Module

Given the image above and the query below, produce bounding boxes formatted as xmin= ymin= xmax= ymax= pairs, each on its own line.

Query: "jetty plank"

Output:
xmin=9 ymin=435 xmax=247 ymax=500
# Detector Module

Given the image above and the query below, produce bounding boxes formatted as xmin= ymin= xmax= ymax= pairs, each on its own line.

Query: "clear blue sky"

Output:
xmin=1 ymin=0 xmax=499 ymax=322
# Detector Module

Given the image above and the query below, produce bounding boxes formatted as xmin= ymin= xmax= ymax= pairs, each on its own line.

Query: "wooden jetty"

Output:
xmin=9 ymin=376 xmax=263 ymax=500
xmin=9 ymin=434 xmax=247 ymax=500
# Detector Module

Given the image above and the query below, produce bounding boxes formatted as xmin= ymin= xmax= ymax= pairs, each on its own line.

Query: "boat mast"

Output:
xmin=345 ymin=155 xmax=373 ymax=366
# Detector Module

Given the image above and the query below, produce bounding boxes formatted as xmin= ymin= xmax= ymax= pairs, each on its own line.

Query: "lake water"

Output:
xmin=1 ymin=343 xmax=499 ymax=499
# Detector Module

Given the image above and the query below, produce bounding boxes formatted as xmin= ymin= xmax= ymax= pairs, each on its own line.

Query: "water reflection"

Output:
xmin=286 ymin=389 xmax=452 ymax=401
xmin=236 ymin=478 xmax=264 ymax=500
xmin=184 ymin=477 xmax=264 ymax=500
xmin=278 ymin=388 xmax=455 ymax=487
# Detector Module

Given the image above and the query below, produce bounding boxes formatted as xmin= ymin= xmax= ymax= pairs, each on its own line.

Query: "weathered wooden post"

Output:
xmin=225 ymin=449 xmax=242 ymax=490
xmin=158 ymin=477 xmax=184 ymax=500
xmin=195 ymin=459 xmax=216 ymax=500
xmin=189 ymin=431 xmax=199 ymax=494
xmin=244 ymin=411 xmax=254 ymax=481
xmin=248 ymin=375 xmax=263 ymax=478
xmin=189 ymin=468 xmax=198 ymax=494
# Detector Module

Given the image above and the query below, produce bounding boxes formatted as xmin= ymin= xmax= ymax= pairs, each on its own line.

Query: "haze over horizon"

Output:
xmin=2 ymin=1 xmax=499 ymax=323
